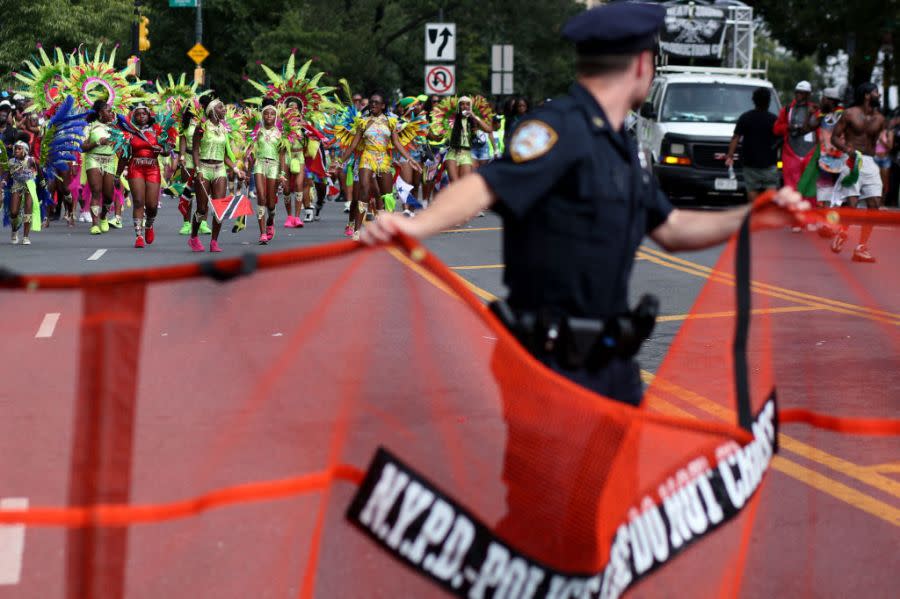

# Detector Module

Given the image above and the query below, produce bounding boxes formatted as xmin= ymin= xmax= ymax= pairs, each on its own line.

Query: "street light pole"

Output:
xmin=196 ymin=0 xmax=203 ymax=45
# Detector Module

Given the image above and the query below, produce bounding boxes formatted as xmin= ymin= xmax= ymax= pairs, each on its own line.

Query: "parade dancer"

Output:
xmin=246 ymin=51 xmax=337 ymax=228
xmin=81 ymin=99 xmax=119 ymax=234
xmin=430 ymin=95 xmax=493 ymax=182
xmin=249 ymin=99 xmax=287 ymax=244
xmin=337 ymin=92 xmax=420 ymax=240
xmin=3 ymin=141 xmax=37 ymax=245
xmin=189 ymin=99 xmax=245 ymax=252
xmin=116 ymin=103 xmax=178 ymax=248
xmin=829 ymin=83 xmax=887 ymax=263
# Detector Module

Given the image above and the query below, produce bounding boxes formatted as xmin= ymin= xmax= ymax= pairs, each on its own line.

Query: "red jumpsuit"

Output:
xmin=128 ymin=125 xmax=163 ymax=183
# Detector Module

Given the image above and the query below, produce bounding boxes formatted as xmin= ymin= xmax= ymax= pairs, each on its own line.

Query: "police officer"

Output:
xmin=363 ymin=1 xmax=806 ymax=406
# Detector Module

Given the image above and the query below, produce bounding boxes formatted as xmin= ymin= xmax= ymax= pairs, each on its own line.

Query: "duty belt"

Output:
xmin=489 ymin=295 xmax=659 ymax=371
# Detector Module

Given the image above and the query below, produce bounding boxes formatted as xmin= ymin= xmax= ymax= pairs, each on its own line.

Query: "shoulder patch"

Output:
xmin=509 ymin=120 xmax=558 ymax=163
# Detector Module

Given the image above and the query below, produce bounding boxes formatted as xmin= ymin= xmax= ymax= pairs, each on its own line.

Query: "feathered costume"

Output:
xmin=12 ymin=44 xmax=74 ymax=114
xmin=65 ymin=44 xmax=144 ymax=113
xmin=153 ymin=73 xmax=208 ymax=114
xmin=2 ymin=95 xmax=86 ymax=230
xmin=429 ymin=95 xmax=494 ymax=140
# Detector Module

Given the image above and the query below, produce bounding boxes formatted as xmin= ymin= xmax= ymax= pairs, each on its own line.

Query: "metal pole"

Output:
xmin=196 ymin=0 xmax=203 ymax=45
xmin=131 ymin=0 xmax=141 ymax=58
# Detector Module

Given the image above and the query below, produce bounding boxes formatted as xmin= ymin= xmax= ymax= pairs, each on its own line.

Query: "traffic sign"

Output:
xmin=187 ymin=43 xmax=209 ymax=65
xmin=169 ymin=0 xmax=197 ymax=6
xmin=491 ymin=44 xmax=514 ymax=95
xmin=424 ymin=65 xmax=455 ymax=96
xmin=425 ymin=23 xmax=456 ymax=62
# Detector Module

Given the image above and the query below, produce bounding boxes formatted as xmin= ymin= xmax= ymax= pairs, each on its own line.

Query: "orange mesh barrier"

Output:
xmin=0 ymin=205 xmax=896 ymax=598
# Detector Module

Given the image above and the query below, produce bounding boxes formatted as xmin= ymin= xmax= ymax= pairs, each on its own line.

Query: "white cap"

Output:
xmin=823 ymin=87 xmax=841 ymax=100
xmin=795 ymin=81 xmax=812 ymax=92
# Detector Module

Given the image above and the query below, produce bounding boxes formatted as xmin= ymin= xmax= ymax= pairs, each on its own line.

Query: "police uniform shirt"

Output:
xmin=479 ymin=83 xmax=673 ymax=319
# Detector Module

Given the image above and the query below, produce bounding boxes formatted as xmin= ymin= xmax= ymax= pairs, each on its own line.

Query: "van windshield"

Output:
xmin=660 ymin=83 xmax=780 ymax=123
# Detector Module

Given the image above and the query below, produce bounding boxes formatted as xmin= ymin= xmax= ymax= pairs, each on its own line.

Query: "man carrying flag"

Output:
xmin=797 ymin=87 xmax=845 ymax=212
xmin=774 ymin=81 xmax=818 ymax=194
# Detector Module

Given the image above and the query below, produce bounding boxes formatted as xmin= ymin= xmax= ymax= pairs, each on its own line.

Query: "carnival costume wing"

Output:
xmin=12 ymin=45 xmax=74 ymax=114
xmin=471 ymin=95 xmax=495 ymax=123
xmin=395 ymin=112 xmax=429 ymax=151
xmin=323 ymin=105 xmax=364 ymax=152
xmin=40 ymin=95 xmax=88 ymax=182
xmin=65 ymin=44 xmax=144 ymax=112
xmin=154 ymin=109 xmax=180 ymax=152
xmin=429 ymin=96 xmax=458 ymax=139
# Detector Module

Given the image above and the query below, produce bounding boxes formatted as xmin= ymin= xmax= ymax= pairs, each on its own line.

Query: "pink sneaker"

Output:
xmin=188 ymin=236 xmax=204 ymax=252
xmin=209 ymin=240 xmax=222 ymax=253
xmin=284 ymin=216 xmax=294 ymax=228
xmin=258 ymin=233 xmax=269 ymax=245
xmin=294 ymin=216 xmax=304 ymax=228
xmin=344 ymin=225 xmax=354 ymax=237
xmin=266 ymin=225 xmax=275 ymax=240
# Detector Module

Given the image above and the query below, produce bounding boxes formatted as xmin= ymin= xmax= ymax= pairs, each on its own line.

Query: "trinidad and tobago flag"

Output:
xmin=210 ymin=194 xmax=253 ymax=222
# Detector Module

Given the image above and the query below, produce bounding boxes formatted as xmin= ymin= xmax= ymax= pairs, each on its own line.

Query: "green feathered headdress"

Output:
xmin=245 ymin=51 xmax=338 ymax=123
xmin=12 ymin=45 xmax=75 ymax=113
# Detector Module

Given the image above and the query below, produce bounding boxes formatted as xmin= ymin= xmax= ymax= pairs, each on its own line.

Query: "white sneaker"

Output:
xmin=304 ymin=208 xmax=314 ymax=222
xmin=478 ymin=211 xmax=486 ymax=217
xmin=343 ymin=201 xmax=351 ymax=213
xmin=403 ymin=209 xmax=414 ymax=218
xmin=351 ymin=230 xmax=360 ymax=241
xmin=10 ymin=231 xmax=18 ymax=244
xmin=80 ymin=211 xmax=92 ymax=223
xmin=21 ymin=236 xmax=31 ymax=245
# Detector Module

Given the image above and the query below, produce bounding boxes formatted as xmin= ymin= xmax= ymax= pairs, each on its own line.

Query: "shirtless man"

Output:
xmin=830 ymin=82 xmax=885 ymax=262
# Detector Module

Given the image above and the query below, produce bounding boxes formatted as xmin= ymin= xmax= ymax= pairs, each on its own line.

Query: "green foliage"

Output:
xmin=0 ymin=0 xmax=132 ymax=87
xmin=2 ymin=0 xmax=584 ymax=103
xmin=754 ymin=28 xmax=825 ymax=105
xmin=754 ymin=0 xmax=899 ymax=88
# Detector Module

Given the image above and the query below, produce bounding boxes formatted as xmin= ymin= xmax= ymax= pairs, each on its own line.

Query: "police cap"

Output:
xmin=562 ymin=1 xmax=666 ymax=56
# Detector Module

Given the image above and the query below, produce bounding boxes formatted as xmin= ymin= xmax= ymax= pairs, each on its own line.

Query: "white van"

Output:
xmin=636 ymin=69 xmax=781 ymax=204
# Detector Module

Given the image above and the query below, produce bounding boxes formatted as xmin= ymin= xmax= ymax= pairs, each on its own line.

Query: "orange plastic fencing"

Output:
xmin=0 ymin=207 xmax=897 ymax=599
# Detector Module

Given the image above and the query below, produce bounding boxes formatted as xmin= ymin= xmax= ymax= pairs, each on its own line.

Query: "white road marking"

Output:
xmin=87 ymin=249 xmax=107 ymax=261
xmin=34 ymin=313 xmax=60 ymax=339
xmin=0 ymin=497 xmax=28 ymax=585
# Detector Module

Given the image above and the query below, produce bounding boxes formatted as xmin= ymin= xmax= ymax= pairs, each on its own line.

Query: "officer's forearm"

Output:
xmin=408 ymin=174 xmax=494 ymax=239
xmin=651 ymin=206 xmax=749 ymax=252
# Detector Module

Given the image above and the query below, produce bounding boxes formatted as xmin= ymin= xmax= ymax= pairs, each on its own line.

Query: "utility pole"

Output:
xmin=196 ymin=0 xmax=203 ymax=45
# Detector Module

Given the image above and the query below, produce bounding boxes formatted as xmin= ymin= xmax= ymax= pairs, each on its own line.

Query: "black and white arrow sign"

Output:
xmin=425 ymin=23 xmax=456 ymax=61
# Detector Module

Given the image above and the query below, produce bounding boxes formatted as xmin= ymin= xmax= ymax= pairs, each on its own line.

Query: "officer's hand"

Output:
xmin=754 ymin=186 xmax=810 ymax=229
xmin=724 ymin=156 xmax=734 ymax=167
xmin=359 ymin=212 xmax=419 ymax=245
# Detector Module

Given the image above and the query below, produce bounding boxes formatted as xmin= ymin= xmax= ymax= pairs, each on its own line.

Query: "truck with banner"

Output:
xmin=637 ymin=0 xmax=780 ymax=204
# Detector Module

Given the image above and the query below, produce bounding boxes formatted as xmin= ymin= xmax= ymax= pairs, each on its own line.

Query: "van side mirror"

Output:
xmin=640 ymin=101 xmax=656 ymax=119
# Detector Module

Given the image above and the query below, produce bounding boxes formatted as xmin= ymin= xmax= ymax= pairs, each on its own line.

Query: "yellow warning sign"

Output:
xmin=187 ymin=43 xmax=209 ymax=65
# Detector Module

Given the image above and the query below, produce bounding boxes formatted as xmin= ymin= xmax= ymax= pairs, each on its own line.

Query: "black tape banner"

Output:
xmin=346 ymin=392 xmax=778 ymax=599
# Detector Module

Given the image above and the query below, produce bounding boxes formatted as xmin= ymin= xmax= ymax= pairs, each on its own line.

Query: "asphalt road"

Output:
xmin=1 ymin=197 xmax=896 ymax=597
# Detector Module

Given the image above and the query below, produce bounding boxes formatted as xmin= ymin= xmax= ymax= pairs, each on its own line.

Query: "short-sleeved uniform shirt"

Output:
xmin=479 ymin=83 xmax=673 ymax=319
xmin=733 ymin=109 xmax=778 ymax=168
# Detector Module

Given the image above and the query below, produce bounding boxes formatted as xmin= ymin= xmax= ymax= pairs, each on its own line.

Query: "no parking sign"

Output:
xmin=424 ymin=65 xmax=455 ymax=96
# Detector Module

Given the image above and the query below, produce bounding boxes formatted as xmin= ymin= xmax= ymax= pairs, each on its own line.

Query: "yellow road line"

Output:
xmin=868 ymin=463 xmax=900 ymax=474
xmin=770 ymin=457 xmax=900 ymax=526
xmin=386 ymin=248 xmax=458 ymax=300
xmin=636 ymin=249 xmax=900 ymax=326
xmin=639 ymin=244 xmax=900 ymax=323
xmin=641 ymin=370 xmax=900 ymax=502
xmin=656 ymin=306 xmax=823 ymax=323
xmin=404 ymin=255 xmax=899 ymax=526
